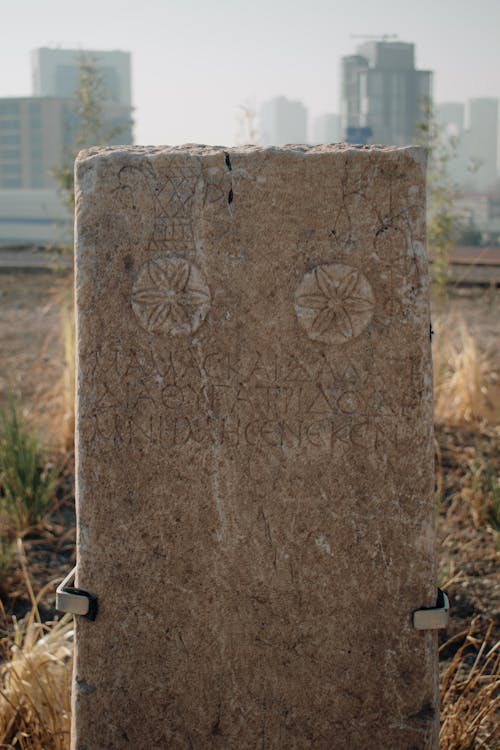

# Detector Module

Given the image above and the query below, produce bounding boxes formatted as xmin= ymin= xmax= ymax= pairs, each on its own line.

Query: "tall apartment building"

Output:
xmin=32 ymin=48 xmax=132 ymax=106
xmin=436 ymin=99 xmax=499 ymax=190
xmin=0 ymin=48 xmax=133 ymax=191
xmin=32 ymin=47 xmax=133 ymax=143
xmin=341 ymin=41 xmax=432 ymax=146
xmin=436 ymin=102 xmax=464 ymax=136
xmin=0 ymin=48 xmax=133 ymax=245
xmin=464 ymin=98 xmax=499 ymax=189
xmin=311 ymin=113 xmax=341 ymax=144
xmin=0 ymin=97 xmax=69 ymax=189
xmin=260 ymin=96 xmax=307 ymax=145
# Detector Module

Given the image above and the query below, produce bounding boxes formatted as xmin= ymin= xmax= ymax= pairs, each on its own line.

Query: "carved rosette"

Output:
xmin=294 ymin=263 xmax=374 ymax=345
xmin=132 ymin=255 xmax=210 ymax=335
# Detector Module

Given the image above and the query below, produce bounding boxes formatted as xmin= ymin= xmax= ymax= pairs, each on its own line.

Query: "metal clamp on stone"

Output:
xmin=413 ymin=588 xmax=449 ymax=630
xmin=56 ymin=566 xmax=98 ymax=621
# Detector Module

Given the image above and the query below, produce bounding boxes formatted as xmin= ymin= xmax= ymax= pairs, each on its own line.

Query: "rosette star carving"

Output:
xmin=132 ymin=255 xmax=210 ymax=336
xmin=294 ymin=264 xmax=374 ymax=345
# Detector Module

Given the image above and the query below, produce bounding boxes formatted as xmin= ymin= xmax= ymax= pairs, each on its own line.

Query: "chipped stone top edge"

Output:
xmin=75 ymin=143 xmax=426 ymax=165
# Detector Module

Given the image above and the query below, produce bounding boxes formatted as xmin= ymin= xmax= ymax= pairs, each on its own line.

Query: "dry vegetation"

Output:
xmin=0 ymin=271 xmax=498 ymax=748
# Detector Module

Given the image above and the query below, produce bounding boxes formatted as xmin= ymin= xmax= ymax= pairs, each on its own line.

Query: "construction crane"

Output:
xmin=350 ymin=34 xmax=399 ymax=41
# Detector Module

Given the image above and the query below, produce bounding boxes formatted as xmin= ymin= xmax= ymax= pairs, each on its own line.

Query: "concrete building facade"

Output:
xmin=436 ymin=102 xmax=464 ymax=136
xmin=32 ymin=47 xmax=132 ymax=107
xmin=341 ymin=41 xmax=432 ymax=146
xmin=260 ymin=96 xmax=307 ymax=146
xmin=436 ymin=98 xmax=499 ymax=190
xmin=311 ymin=113 xmax=341 ymax=144
xmin=0 ymin=97 xmax=69 ymax=189
xmin=0 ymin=47 xmax=133 ymax=246
xmin=0 ymin=188 xmax=69 ymax=246
xmin=464 ymin=98 xmax=499 ymax=190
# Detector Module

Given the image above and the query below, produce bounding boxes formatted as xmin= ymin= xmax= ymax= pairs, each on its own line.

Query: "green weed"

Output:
xmin=473 ymin=464 xmax=500 ymax=534
xmin=0 ymin=530 xmax=14 ymax=575
xmin=0 ymin=401 xmax=57 ymax=534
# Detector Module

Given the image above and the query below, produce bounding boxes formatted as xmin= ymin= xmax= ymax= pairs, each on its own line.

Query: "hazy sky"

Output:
xmin=3 ymin=0 xmax=499 ymax=145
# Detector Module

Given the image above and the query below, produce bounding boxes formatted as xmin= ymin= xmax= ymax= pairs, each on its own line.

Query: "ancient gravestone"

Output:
xmin=74 ymin=145 xmax=438 ymax=749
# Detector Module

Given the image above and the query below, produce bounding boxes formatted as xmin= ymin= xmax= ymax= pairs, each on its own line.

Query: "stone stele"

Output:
xmin=73 ymin=145 xmax=438 ymax=749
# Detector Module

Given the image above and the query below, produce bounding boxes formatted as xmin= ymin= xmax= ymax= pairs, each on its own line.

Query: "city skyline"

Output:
xmin=2 ymin=0 xmax=500 ymax=146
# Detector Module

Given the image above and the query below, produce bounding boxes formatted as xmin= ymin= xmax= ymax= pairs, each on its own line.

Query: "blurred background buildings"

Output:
xmin=260 ymin=96 xmax=307 ymax=146
xmin=340 ymin=40 xmax=431 ymax=146
xmin=0 ymin=40 xmax=499 ymax=248
xmin=0 ymin=48 xmax=133 ymax=245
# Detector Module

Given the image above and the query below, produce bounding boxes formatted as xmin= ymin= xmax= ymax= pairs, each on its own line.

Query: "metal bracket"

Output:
xmin=413 ymin=588 xmax=449 ymax=630
xmin=56 ymin=566 xmax=98 ymax=621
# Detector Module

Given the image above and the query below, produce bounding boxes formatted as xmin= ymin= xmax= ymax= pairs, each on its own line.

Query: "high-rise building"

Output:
xmin=260 ymin=96 xmax=307 ymax=145
xmin=0 ymin=48 xmax=134 ymax=190
xmin=463 ymin=98 xmax=499 ymax=189
xmin=31 ymin=47 xmax=133 ymax=144
xmin=434 ymin=98 xmax=499 ymax=190
xmin=32 ymin=48 xmax=132 ymax=107
xmin=311 ymin=113 xmax=341 ymax=144
xmin=0 ymin=97 xmax=69 ymax=189
xmin=436 ymin=102 xmax=464 ymax=136
xmin=340 ymin=41 xmax=432 ymax=146
xmin=0 ymin=48 xmax=134 ymax=245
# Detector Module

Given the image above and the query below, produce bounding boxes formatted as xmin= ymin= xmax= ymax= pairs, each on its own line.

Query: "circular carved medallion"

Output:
xmin=132 ymin=255 xmax=210 ymax=335
xmin=294 ymin=264 xmax=374 ymax=345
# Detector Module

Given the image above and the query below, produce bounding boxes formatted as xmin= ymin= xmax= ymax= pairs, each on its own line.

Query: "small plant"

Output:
xmin=418 ymin=98 xmax=461 ymax=297
xmin=0 ymin=400 xmax=57 ymax=533
xmin=0 ymin=529 xmax=14 ymax=575
xmin=52 ymin=53 xmax=129 ymax=243
xmin=468 ymin=462 xmax=500 ymax=534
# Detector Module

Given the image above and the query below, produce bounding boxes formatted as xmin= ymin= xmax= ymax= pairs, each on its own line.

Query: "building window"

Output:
xmin=0 ymin=134 xmax=20 ymax=145
xmin=1 ymin=178 xmax=22 ymax=188
xmin=0 ymin=120 xmax=20 ymax=130
xmin=0 ymin=101 xmax=20 ymax=116
xmin=1 ymin=163 xmax=21 ymax=174
xmin=0 ymin=149 xmax=20 ymax=160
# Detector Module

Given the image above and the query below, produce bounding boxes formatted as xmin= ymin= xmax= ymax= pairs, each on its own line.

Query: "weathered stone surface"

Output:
xmin=73 ymin=144 xmax=438 ymax=749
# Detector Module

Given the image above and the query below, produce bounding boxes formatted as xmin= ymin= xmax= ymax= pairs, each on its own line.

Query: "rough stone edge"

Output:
xmin=75 ymin=143 xmax=427 ymax=163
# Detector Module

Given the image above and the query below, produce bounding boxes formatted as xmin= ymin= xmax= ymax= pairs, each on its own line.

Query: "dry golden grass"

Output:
xmin=440 ymin=619 xmax=500 ymax=750
xmin=0 ymin=614 xmax=73 ymax=750
xmin=0 ymin=544 xmax=72 ymax=750
xmin=0 ymin=278 xmax=497 ymax=748
xmin=1 ymin=613 xmax=498 ymax=749
xmin=433 ymin=314 xmax=498 ymax=425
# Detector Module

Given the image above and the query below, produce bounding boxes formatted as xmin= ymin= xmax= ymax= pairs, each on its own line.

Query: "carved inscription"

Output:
xmin=81 ymin=344 xmax=425 ymax=456
xmin=132 ymin=255 xmax=210 ymax=335
xmin=114 ymin=160 xmax=232 ymax=255
xmin=294 ymin=264 xmax=374 ymax=345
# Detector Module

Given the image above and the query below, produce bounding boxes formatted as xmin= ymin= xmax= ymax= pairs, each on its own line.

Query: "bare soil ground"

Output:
xmin=0 ymin=271 xmax=68 ymax=444
xmin=0 ymin=270 xmax=498 ymax=673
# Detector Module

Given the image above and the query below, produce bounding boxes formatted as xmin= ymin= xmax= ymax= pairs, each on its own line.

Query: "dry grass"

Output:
xmin=433 ymin=314 xmax=497 ymax=425
xmin=0 ymin=276 xmax=497 ymax=748
xmin=440 ymin=619 xmax=500 ymax=749
xmin=0 ymin=614 xmax=497 ymax=750
xmin=0 ymin=614 xmax=73 ymax=750
xmin=0 ymin=544 xmax=72 ymax=750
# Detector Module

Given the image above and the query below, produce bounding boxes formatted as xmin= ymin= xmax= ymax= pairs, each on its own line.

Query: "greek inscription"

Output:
xmin=82 ymin=343 xmax=422 ymax=454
